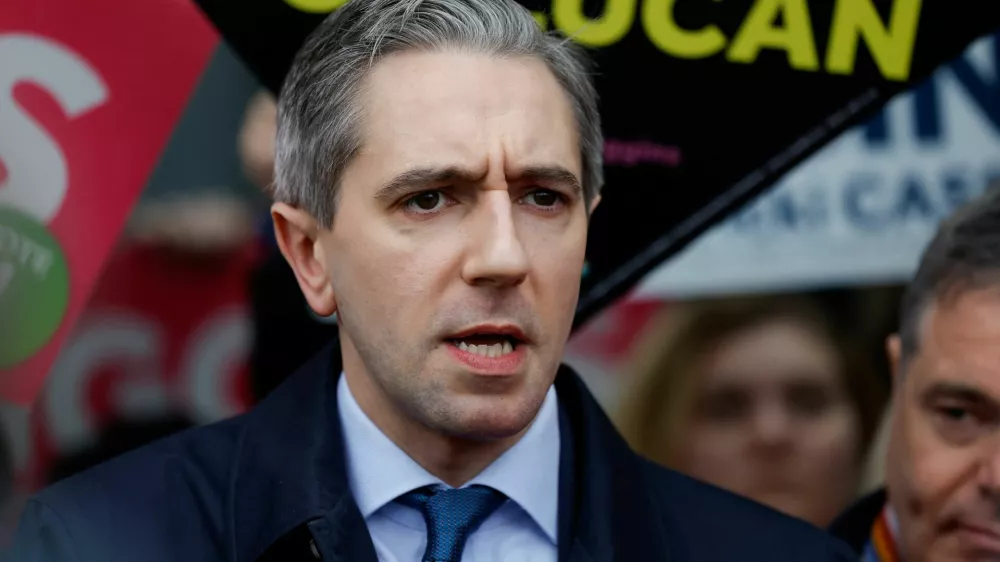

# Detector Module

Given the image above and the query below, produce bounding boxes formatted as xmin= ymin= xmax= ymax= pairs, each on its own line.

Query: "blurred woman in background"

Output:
xmin=616 ymin=295 xmax=889 ymax=527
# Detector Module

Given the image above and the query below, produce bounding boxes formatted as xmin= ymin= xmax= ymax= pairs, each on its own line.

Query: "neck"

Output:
xmin=341 ymin=349 xmax=526 ymax=487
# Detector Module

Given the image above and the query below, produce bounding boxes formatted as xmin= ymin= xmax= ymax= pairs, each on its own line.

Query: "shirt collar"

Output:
xmin=337 ymin=374 xmax=560 ymax=544
xmin=338 ymin=374 xmax=441 ymax=518
xmin=862 ymin=503 xmax=903 ymax=562
xmin=468 ymin=383 xmax=560 ymax=543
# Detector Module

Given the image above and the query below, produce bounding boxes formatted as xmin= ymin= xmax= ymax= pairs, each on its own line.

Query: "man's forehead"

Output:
xmin=923 ymin=288 xmax=1000 ymax=348
xmin=911 ymin=290 xmax=1000 ymax=391
xmin=349 ymin=49 xmax=581 ymax=191
xmin=364 ymin=49 xmax=565 ymax=105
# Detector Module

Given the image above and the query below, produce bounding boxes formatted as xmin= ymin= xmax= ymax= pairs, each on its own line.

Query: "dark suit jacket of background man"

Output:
xmin=8 ymin=341 xmax=856 ymax=562
xmin=828 ymin=489 xmax=887 ymax=557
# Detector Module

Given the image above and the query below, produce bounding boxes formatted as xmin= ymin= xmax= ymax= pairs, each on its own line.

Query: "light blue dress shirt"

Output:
xmin=337 ymin=374 xmax=560 ymax=562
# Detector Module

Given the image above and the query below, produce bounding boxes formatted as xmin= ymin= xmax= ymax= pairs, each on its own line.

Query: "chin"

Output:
xmin=441 ymin=394 xmax=543 ymax=441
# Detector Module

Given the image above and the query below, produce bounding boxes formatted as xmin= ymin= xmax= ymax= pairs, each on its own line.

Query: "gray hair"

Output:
xmin=899 ymin=185 xmax=1000 ymax=364
xmin=274 ymin=0 xmax=603 ymax=227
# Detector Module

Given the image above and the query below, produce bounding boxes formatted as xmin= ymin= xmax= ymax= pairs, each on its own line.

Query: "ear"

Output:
xmin=588 ymin=194 xmax=602 ymax=216
xmin=271 ymin=202 xmax=338 ymax=317
xmin=886 ymin=334 xmax=903 ymax=384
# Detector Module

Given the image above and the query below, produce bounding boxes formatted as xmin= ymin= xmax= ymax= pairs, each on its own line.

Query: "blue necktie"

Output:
xmin=397 ymin=485 xmax=507 ymax=562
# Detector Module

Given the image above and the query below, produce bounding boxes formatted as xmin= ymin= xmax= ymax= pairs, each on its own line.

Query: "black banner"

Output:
xmin=192 ymin=0 xmax=1000 ymax=329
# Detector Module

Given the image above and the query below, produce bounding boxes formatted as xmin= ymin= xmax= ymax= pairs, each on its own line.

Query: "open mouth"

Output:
xmin=448 ymin=333 xmax=522 ymax=358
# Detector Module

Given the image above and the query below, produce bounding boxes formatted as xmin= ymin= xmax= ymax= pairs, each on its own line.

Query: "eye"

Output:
xmin=521 ymin=189 xmax=564 ymax=209
xmin=940 ymin=406 xmax=970 ymax=421
xmin=786 ymin=382 xmax=833 ymax=418
xmin=404 ymin=191 xmax=450 ymax=214
xmin=931 ymin=403 xmax=984 ymax=446
xmin=698 ymin=388 xmax=751 ymax=424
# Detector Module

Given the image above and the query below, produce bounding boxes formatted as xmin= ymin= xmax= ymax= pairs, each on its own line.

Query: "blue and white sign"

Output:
xmin=637 ymin=32 xmax=1000 ymax=299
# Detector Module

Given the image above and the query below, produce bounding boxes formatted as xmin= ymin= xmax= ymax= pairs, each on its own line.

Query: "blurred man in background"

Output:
xmin=239 ymin=89 xmax=340 ymax=403
xmin=10 ymin=0 xmax=853 ymax=560
xmin=831 ymin=186 xmax=1000 ymax=561
xmin=238 ymin=90 xmax=278 ymax=193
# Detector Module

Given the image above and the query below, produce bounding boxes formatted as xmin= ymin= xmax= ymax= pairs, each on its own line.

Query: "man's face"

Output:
xmin=887 ymin=287 xmax=1000 ymax=562
xmin=314 ymin=51 xmax=590 ymax=440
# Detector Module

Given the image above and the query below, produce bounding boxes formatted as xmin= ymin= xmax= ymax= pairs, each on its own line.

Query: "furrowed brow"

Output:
xmin=374 ymin=166 xmax=484 ymax=203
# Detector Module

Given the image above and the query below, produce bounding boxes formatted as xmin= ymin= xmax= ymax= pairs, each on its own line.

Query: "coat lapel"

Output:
xmin=254 ymin=495 xmax=377 ymax=562
xmin=228 ymin=342 xmax=380 ymax=562
xmin=307 ymin=496 xmax=379 ymax=562
xmin=566 ymin=539 xmax=598 ymax=562
xmin=555 ymin=366 xmax=674 ymax=562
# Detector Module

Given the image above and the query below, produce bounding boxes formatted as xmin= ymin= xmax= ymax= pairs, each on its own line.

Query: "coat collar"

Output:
xmin=553 ymin=360 xmax=673 ymax=562
xmin=230 ymin=341 xmax=672 ymax=562
xmin=829 ymin=488 xmax=888 ymax=555
xmin=231 ymin=343 xmax=349 ymax=561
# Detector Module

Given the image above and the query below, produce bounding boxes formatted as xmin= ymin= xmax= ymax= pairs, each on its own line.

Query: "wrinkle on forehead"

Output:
xmin=349 ymin=50 xmax=581 ymax=193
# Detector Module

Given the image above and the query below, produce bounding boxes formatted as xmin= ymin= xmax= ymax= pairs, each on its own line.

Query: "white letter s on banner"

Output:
xmin=0 ymin=34 xmax=108 ymax=223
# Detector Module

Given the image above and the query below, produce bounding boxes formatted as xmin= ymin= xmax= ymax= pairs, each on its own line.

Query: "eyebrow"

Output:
xmin=922 ymin=381 xmax=998 ymax=408
xmin=510 ymin=165 xmax=582 ymax=194
xmin=374 ymin=166 xmax=484 ymax=203
xmin=373 ymin=164 xmax=582 ymax=203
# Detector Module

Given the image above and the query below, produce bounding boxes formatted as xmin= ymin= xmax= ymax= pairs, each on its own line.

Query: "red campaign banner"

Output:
xmin=567 ymin=296 xmax=667 ymax=367
xmin=0 ymin=0 xmax=219 ymax=404
xmin=19 ymin=241 xmax=256 ymax=491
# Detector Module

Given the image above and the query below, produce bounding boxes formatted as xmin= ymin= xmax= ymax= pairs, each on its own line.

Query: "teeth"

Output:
xmin=456 ymin=340 xmax=516 ymax=357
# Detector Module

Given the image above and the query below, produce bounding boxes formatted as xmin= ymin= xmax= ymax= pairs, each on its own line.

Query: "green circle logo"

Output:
xmin=0 ymin=207 xmax=70 ymax=368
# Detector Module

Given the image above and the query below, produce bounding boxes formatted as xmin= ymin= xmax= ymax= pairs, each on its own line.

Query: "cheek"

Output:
xmin=801 ymin=408 xmax=862 ymax=474
xmin=889 ymin=407 xmax=982 ymax=523
xmin=900 ymin=407 xmax=954 ymax=494
xmin=680 ymin=422 xmax=749 ymax=468
xmin=676 ymin=428 xmax=751 ymax=489
xmin=333 ymin=223 xmax=458 ymax=308
xmin=523 ymin=220 xmax=587 ymax=300
xmin=903 ymin=436 xmax=978 ymax=509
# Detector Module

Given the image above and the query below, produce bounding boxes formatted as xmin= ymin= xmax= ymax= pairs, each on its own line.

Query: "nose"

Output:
xmin=749 ymin=404 xmax=794 ymax=456
xmin=976 ymin=442 xmax=1000 ymax=501
xmin=460 ymin=190 xmax=529 ymax=288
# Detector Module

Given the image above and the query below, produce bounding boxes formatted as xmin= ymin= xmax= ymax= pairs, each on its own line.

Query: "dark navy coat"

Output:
xmin=8 ymin=343 xmax=854 ymax=561
xmin=829 ymin=489 xmax=886 ymax=557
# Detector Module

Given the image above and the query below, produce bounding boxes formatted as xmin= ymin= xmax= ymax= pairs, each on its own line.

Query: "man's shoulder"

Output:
xmin=10 ymin=415 xmax=249 ymax=561
xmin=638 ymin=460 xmax=855 ymax=561
xmin=43 ymin=413 xmax=243 ymax=501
